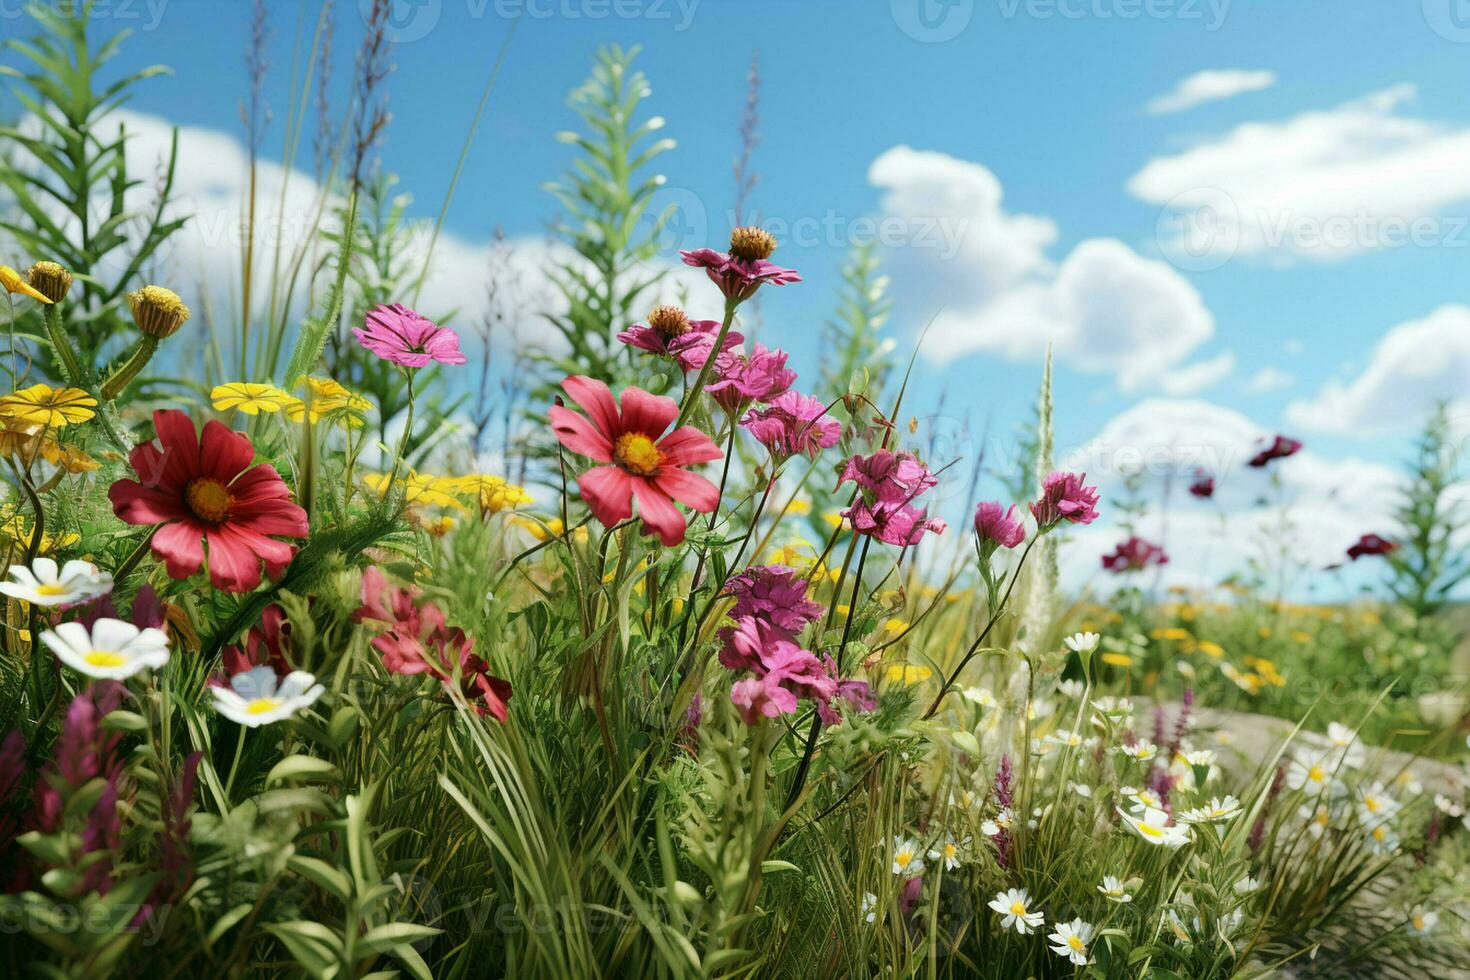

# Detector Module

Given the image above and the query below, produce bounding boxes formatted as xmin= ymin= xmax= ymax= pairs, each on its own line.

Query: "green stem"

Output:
xmin=223 ymin=725 xmax=248 ymax=800
xmin=100 ymin=335 xmax=159 ymax=401
xmin=673 ymin=296 xmax=738 ymax=429
xmin=113 ymin=527 xmax=159 ymax=583
xmin=41 ymin=304 xmax=84 ymax=387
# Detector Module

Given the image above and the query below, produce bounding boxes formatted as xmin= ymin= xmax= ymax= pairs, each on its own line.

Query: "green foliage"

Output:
xmin=1384 ymin=403 xmax=1469 ymax=636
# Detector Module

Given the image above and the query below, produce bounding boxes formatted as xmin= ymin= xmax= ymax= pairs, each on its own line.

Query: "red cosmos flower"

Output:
xmin=1346 ymin=534 xmax=1397 ymax=560
xmin=1248 ymin=434 xmax=1302 ymax=468
xmin=109 ymin=410 xmax=308 ymax=592
xmin=548 ymin=375 xmax=723 ymax=546
xmin=1101 ymin=536 xmax=1169 ymax=573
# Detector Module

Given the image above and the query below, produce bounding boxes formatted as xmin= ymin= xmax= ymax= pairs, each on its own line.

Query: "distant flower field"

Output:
xmin=0 ymin=5 xmax=1466 ymax=978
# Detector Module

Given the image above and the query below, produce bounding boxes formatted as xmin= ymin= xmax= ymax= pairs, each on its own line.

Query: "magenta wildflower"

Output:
xmin=1101 ymin=536 xmax=1169 ymax=573
xmin=616 ymin=305 xmax=743 ymax=373
xmin=1247 ymin=434 xmax=1302 ymax=468
xmin=680 ymin=227 xmax=801 ymax=304
xmin=1347 ymin=533 xmax=1397 ymax=560
xmin=722 ymin=565 xmax=825 ymax=633
xmin=839 ymin=450 xmax=946 ymax=548
xmin=1029 ymin=471 xmax=1100 ymax=529
xmin=992 ymin=755 xmax=1014 ymax=869
xmin=353 ymin=303 xmax=468 ymax=368
xmin=1189 ymin=470 xmax=1215 ymax=498
xmin=845 ymin=498 xmax=947 ymax=547
xmin=740 ymin=391 xmax=841 ymax=461
xmin=706 ymin=343 xmax=797 ymax=414
xmin=973 ymin=501 xmax=1026 ymax=551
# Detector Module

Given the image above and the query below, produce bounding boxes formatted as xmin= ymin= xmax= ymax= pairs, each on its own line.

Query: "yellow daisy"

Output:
xmin=364 ymin=470 xmax=464 ymax=509
xmin=0 ymin=265 xmax=52 ymax=304
xmin=210 ymin=382 xmax=295 ymax=415
xmin=0 ymin=384 xmax=96 ymax=428
xmin=284 ymin=376 xmax=371 ymax=425
xmin=884 ymin=663 xmax=933 ymax=685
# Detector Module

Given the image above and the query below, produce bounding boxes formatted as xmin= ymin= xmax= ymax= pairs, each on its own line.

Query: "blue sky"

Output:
xmin=7 ymin=0 xmax=1470 ymax=590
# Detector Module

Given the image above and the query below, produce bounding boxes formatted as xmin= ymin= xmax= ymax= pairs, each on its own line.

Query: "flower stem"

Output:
xmin=113 ymin=527 xmax=159 ymax=583
xmin=100 ymin=335 xmax=159 ymax=401
xmin=673 ymin=296 xmax=738 ymax=429
xmin=42 ymin=304 xmax=85 ymax=387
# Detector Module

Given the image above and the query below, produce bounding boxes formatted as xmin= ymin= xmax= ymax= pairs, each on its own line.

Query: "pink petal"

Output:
xmin=548 ymin=405 xmax=613 ymax=462
xmin=199 ymin=419 xmax=255 ymax=482
xmin=654 ymin=467 xmax=720 ymax=513
xmin=631 ymin=478 xmax=688 ymax=547
xmin=577 ymin=465 xmax=634 ymax=528
xmin=151 ymin=522 xmax=206 ymax=580
xmin=152 ymin=410 xmax=201 ymax=485
xmin=617 ymin=386 xmax=678 ymax=440
xmin=658 ymin=426 xmax=724 ymax=466
xmin=109 ymin=481 xmax=189 ymax=525
xmin=561 ymin=375 xmax=619 ymax=440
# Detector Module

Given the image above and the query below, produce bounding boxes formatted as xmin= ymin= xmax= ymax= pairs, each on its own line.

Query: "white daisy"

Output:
xmin=1098 ymin=875 xmax=1133 ymax=903
xmin=1409 ymin=907 xmax=1439 ymax=937
xmin=1 ymin=557 xmax=113 ymax=608
xmin=860 ymin=892 xmax=877 ymax=924
xmin=1120 ymin=740 xmax=1158 ymax=762
xmin=41 ymin=618 xmax=169 ymax=680
xmin=1178 ymin=795 xmax=1243 ymax=825
xmin=1365 ymin=822 xmax=1399 ymax=856
xmin=1233 ymin=875 xmax=1261 ymax=894
xmin=210 ymin=667 xmax=324 ymax=727
xmin=1325 ymin=722 xmax=1366 ymax=768
xmin=1356 ymin=783 xmax=1400 ymax=827
xmin=1064 ymin=632 xmax=1100 ymax=654
xmin=890 ymin=835 xmax=924 ymax=877
xmin=1123 ymin=785 xmax=1164 ymax=814
xmin=1048 ymin=917 xmax=1095 ymax=966
xmin=961 ymin=686 xmax=995 ymax=708
xmin=928 ymin=835 xmax=965 ymax=871
xmin=1433 ymin=794 xmax=1464 ymax=818
xmin=1286 ymin=755 xmax=1340 ymax=796
xmin=988 ymin=888 xmax=1044 ymax=934
xmin=980 ymin=807 xmax=1013 ymax=838
xmin=1119 ymin=806 xmax=1191 ymax=849
xmin=1056 ymin=678 xmax=1085 ymax=700
xmin=1300 ymin=802 xmax=1333 ymax=839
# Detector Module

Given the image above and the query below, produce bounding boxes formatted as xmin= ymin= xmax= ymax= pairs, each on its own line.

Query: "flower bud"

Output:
xmin=127 ymin=285 xmax=190 ymax=339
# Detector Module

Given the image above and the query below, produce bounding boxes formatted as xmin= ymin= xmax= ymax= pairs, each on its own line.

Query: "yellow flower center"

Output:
xmin=246 ymin=697 xmax=281 ymax=715
xmin=1138 ymin=822 xmax=1163 ymax=837
xmin=944 ymin=843 xmax=957 ymax=859
xmin=894 ymin=850 xmax=912 ymax=868
xmin=614 ymin=433 xmax=662 ymax=476
xmin=1364 ymin=796 xmax=1382 ymax=812
xmin=186 ymin=478 xmax=234 ymax=523
xmin=35 ymin=583 xmax=66 ymax=596
xmin=83 ymin=650 xmax=126 ymax=668
xmin=1307 ymin=766 xmax=1324 ymax=783
xmin=1009 ymin=900 xmax=1027 ymax=916
xmin=1413 ymin=915 xmax=1425 ymax=930
xmin=1068 ymin=936 xmax=1085 ymax=952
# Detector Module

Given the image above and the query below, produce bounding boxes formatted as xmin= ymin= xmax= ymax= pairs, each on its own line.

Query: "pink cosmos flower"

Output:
xmin=838 ymin=450 xmax=946 ymax=547
xmin=616 ymin=305 xmax=743 ymax=373
xmin=973 ymin=501 xmax=1026 ymax=551
xmin=1101 ymin=536 xmax=1169 ymax=573
xmin=722 ymin=565 xmax=825 ymax=632
xmin=680 ymin=227 xmax=801 ymax=304
xmin=706 ymin=343 xmax=797 ymax=414
xmin=740 ymin=391 xmax=841 ymax=461
xmin=109 ymin=410 xmax=309 ymax=592
xmin=1029 ymin=471 xmax=1100 ymax=529
xmin=1346 ymin=534 xmax=1397 ymax=560
xmin=1189 ymin=471 xmax=1215 ymax=498
xmin=353 ymin=303 xmax=468 ymax=368
xmin=1247 ymin=434 xmax=1301 ymax=468
xmin=548 ymin=375 xmax=723 ymax=546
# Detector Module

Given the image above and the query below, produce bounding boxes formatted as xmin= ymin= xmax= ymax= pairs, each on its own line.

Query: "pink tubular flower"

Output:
xmin=548 ymin=375 xmax=723 ymax=546
xmin=353 ymin=303 xmax=468 ymax=368
xmin=1029 ymin=471 xmax=1100 ymax=529
xmin=838 ymin=449 xmax=946 ymax=548
xmin=740 ymin=391 xmax=841 ymax=461
xmin=706 ymin=343 xmax=797 ymax=414
xmin=109 ymin=410 xmax=309 ymax=592
xmin=722 ymin=565 xmax=825 ymax=632
xmin=1347 ymin=533 xmax=1397 ymax=561
xmin=616 ymin=305 xmax=743 ymax=373
xmin=680 ymin=227 xmax=801 ymax=304
xmin=731 ymin=674 xmax=798 ymax=723
xmin=1101 ymin=536 xmax=1169 ymax=573
xmin=1247 ymin=434 xmax=1302 ymax=468
xmin=973 ymin=501 xmax=1026 ymax=550
xmin=1189 ymin=471 xmax=1215 ymax=498
xmin=846 ymin=499 xmax=947 ymax=547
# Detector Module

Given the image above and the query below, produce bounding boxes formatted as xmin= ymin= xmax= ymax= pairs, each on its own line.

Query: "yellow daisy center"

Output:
xmin=894 ymin=850 xmax=912 ymax=868
xmin=35 ymin=583 xmax=66 ymax=596
xmin=1413 ymin=915 xmax=1425 ymax=930
xmin=1138 ymin=822 xmax=1163 ymax=837
xmin=614 ymin=433 xmax=662 ymax=476
xmin=1307 ymin=765 xmax=1324 ymax=782
xmin=1068 ymin=936 xmax=1085 ymax=952
xmin=1009 ymin=900 xmax=1027 ymax=916
xmin=246 ymin=697 xmax=281 ymax=715
xmin=186 ymin=478 xmax=234 ymax=523
xmin=84 ymin=650 xmax=126 ymax=668
xmin=1363 ymin=796 xmax=1382 ymax=812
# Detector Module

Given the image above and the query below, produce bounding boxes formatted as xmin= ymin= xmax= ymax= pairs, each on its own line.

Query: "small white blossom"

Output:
xmin=1119 ymin=806 xmax=1191 ymax=848
xmin=890 ymin=835 xmax=924 ymax=877
xmin=1 ymin=557 xmax=112 ymax=608
xmin=988 ymin=888 xmax=1044 ymax=934
xmin=211 ymin=667 xmax=324 ymax=727
xmin=1064 ymin=632 xmax=1100 ymax=654
xmin=1098 ymin=875 xmax=1132 ymax=903
xmin=41 ymin=618 xmax=169 ymax=680
xmin=1048 ymin=918 xmax=1095 ymax=966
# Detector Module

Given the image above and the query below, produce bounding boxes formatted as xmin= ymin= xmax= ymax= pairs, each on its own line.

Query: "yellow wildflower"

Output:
xmin=785 ymin=497 xmax=811 ymax=516
xmin=0 ymin=265 xmax=52 ymax=304
xmin=1195 ymin=640 xmax=1225 ymax=659
xmin=1100 ymin=652 xmax=1134 ymax=668
xmin=363 ymin=470 xmax=463 ymax=509
xmin=0 ymin=516 xmax=79 ymax=553
xmin=211 ymin=382 xmax=295 ymax=415
xmin=0 ymin=384 xmax=96 ymax=428
xmin=884 ymin=617 xmax=910 ymax=637
xmin=444 ymin=474 xmax=534 ymax=513
xmin=884 ymin=664 xmax=932 ymax=685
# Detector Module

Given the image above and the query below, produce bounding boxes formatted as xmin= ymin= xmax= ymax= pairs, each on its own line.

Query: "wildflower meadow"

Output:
xmin=0 ymin=3 xmax=1468 ymax=978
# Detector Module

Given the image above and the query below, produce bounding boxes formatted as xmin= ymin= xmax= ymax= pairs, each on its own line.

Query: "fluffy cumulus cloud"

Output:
xmin=870 ymin=146 xmax=1216 ymax=390
xmin=1146 ymin=69 xmax=1277 ymax=116
xmin=1131 ymin=85 xmax=1470 ymax=262
xmin=1245 ymin=366 xmax=1293 ymax=395
xmin=1057 ymin=399 xmax=1402 ymax=593
xmin=1285 ymin=305 xmax=1470 ymax=434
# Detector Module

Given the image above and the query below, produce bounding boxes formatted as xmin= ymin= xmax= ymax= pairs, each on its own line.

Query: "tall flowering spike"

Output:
xmin=680 ymin=227 xmax=801 ymax=304
xmin=108 ymin=410 xmax=309 ymax=592
xmin=1101 ymin=536 xmax=1169 ymax=573
xmin=548 ymin=375 xmax=723 ymax=546
xmin=973 ymin=501 xmax=1026 ymax=551
xmin=740 ymin=391 xmax=841 ymax=462
xmin=1029 ymin=471 xmax=1100 ymax=530
xmin=1247 ymin=434 xmax=1302 ymax=468
xmin=354 ymin=303 xmax=468 ymax=367
xmin=616 ymin=305 xmax=743 ymax=373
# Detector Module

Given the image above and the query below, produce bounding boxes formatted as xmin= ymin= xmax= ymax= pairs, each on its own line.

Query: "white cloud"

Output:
xmin=1245 ymin=366 xmax=1294 ymax=394
xmin=1146 ymin=69 xmax=1276 ymax=116
xmin=1058 ymin=399 xmax=1402 ymax=593
xmin=871 ymin=147 xmax=1215 ymax=390
xmin=1131 ymin=84 xmax=1470 ymax=261
xmin=1160 ymin=351 xmax=1234 ymax=395
xmin=1285 ymin=304 xmax=1470 ymax=434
